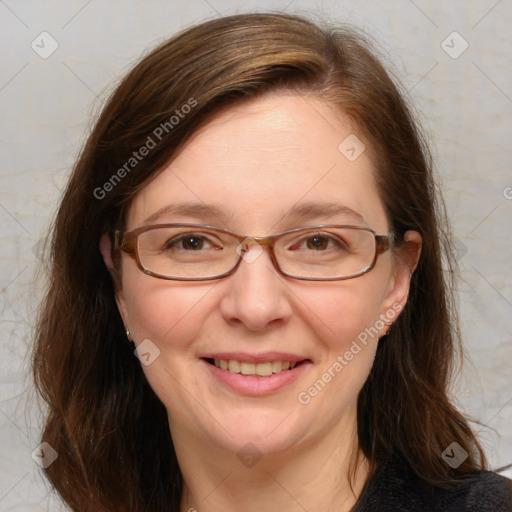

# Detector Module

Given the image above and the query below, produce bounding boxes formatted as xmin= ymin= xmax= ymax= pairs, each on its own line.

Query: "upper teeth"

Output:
xmin=213 ymin=359 xmax=297 ymax=376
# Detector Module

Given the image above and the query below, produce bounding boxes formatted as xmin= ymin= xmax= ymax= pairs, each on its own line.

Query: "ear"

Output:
xmin=100 ymin=232 xmax=115 ymax=272
xmin=100 ymin=233 xmax=131 ymax=330
xmin=379 ymin=230 xmax=422 ymax=332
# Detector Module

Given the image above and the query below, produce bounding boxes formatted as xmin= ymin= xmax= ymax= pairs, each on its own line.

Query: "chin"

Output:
xmin=208 ymin=407 xmax=310 ymax=455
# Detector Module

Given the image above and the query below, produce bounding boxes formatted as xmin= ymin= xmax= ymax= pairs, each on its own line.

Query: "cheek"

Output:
xmin=122 ymin=266 xmax=216 ymax=349
xmin=294 ymin=280 xmax=386 ymax=416
xmin=122 ymin=274 xmax=219 ymax=410
xmin=297 ymin=275 xmax=389 ymax=353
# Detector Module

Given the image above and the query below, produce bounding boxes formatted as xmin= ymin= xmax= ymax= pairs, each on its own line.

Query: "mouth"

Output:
xmin=202 ymin=357 xmax=310 ymax=377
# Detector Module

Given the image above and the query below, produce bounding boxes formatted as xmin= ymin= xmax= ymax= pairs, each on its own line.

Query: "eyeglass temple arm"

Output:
xmin=114 ymin=230 xmax=136 ymax=254
xmin=375 ymin=234 xmax=395 ymax=254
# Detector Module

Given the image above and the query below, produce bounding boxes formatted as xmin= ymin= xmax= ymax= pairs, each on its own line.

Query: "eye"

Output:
xmin=291 ymin=233 xmax=346 ymax=251
xmin=165 ymin=233 xmax=219 ymax=251
xmin=306 ymin=234 xmax=330 ymax=250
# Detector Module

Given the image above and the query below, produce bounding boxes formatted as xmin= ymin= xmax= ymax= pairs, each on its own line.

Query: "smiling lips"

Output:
xmin=202 ymin=352 xmax=309 ymax=378
xmin=211 ymin=358 xmax=298 ymax=377
xmin=202 ymin=354 xmax=311 ymax=394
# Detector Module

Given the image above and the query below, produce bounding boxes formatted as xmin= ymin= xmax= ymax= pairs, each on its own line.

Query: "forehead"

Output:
xmin=126 ymin=92 xmax=389 ymax=233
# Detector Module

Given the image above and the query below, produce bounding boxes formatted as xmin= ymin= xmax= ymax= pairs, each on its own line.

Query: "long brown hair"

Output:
xmin=33 ymin=12 xmax=486 ymax=511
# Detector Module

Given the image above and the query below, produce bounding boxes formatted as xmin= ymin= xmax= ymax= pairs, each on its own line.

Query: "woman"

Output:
xmin=33 ymin=12 xmax=511 ymax=512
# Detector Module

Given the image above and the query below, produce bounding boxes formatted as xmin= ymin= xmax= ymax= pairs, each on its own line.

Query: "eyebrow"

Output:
xmin=142 ymin=202 xmax=234 ymax=225
xmin=142 ymin=201 xmax=366 ymax=226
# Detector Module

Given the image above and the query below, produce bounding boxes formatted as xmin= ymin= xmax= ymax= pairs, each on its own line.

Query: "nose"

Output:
xmin=218 ymin=244 xmax=293 ymax=332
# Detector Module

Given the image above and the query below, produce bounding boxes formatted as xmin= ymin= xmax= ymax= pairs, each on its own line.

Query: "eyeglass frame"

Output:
xmin=114 ymin=223 xmax=396 ymax=282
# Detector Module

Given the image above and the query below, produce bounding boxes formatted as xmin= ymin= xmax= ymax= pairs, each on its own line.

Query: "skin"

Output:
xmin=101 ymin=92 xmax=421 ymax=512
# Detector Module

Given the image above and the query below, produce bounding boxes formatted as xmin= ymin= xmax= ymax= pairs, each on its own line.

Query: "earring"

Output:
xmin=380 ymin=322 xmax=393 ymax=339
xmin=126 ymin=329 xmax=132 ymax=342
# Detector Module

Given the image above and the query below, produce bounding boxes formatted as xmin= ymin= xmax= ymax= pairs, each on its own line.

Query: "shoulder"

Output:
xmin=459 ymin=470 xmax=512 ymax=512
xmin=353 ymin=453 xmax=512 ymax=512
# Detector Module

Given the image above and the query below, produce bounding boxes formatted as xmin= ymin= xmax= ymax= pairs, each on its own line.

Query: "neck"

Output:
xmin=174 ymin=410 xmax=369 ymax=512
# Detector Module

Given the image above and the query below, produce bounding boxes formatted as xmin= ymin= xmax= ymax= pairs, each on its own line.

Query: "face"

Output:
xmin=106 ymin=92 xmax=419 ymax=460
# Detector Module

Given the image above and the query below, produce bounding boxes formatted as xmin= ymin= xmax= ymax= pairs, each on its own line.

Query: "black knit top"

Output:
xmin=352 ymin=453 xmax=512 ymax=511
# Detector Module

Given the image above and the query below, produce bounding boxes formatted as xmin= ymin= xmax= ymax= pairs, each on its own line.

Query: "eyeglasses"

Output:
xmin=114 ymin=223 xmax=395 ymax=281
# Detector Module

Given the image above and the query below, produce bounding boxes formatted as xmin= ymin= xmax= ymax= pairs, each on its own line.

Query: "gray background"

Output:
xmin=1 ymin=0 xmax=511 ymax=509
